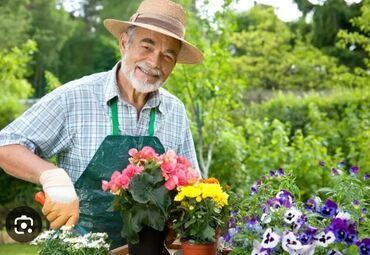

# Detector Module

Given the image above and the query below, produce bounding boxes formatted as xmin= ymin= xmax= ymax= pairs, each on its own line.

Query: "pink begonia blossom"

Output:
xmin=101 ymin=180 xmax=109 ymax=192
xmin=128 ymin=148 xmax=138 ymax=157
xmin=129 ymin=146 xmax=159 ymax=164
xmin=165 ymin=175 xmax=178 ymax=190
xmin=103 ymin=146 xmax=199 ymax=193
xmin=119 ymin=174 xmax=131 ymax=189
xmin=161 ymin=161 xmax=176 ymax=174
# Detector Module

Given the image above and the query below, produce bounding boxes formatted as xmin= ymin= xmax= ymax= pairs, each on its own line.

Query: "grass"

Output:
xmin=0 ymin=244 xmax=38 ymax=255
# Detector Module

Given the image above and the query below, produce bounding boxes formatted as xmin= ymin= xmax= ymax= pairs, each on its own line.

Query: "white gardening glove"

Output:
xmin=39 ymin=168 xmax=79 ymax=229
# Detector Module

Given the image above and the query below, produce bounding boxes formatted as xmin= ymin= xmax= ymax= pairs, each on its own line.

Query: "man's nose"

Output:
xmin=146 ymin=52 xmax=161 ymax=69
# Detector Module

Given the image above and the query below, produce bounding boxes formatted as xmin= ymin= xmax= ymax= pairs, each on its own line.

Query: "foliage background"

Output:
xmin=0 ymin=0 xmax=369 ymax=239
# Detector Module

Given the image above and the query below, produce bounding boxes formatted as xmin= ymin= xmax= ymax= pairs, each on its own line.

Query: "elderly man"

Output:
xmin=0 ymin=0 xmax=202 ymax=249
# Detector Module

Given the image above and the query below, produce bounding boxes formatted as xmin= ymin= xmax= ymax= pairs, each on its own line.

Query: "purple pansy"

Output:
xmin=319 ymin=199 xmax=338 ymax=217
xmin=276 ymin=190 xmax=294 ymax=208
xmin=364 ymin=173 xmax=370 ymax=181
xmin=319 ymin=160 xmax=325 ymax=167
xmin=223 ymin=227 xmax=240 ymax=243
xmin=362 ymin=208 xmax=368 ymax=215
xmin=352 ymin=200 xmax=360 ymax=209
xmin=299 ymin=227 xmax=318 ymax=245
xmin=350 ymin=166 xmax=359 ymax=176
xmin=245 ymin=216 xmax=262 ymax=233
xmin=269 ymin=170 xmax=275 ymax=177
xmin=305 ymin=197 xmax=320 ymax=212
xmin=337 ymin=161 xmax=345 ymax=168
xmin=345 ymin=223 xmax=358 ymax=245
xmin=266 ymin=198 xmax=282 ymax=210
xmin=277 ymin=168 xmax=284 ymax=176
xmin=328 ymin=218 xmax=348 ymax=242
xmin=331 ymin=168 xmax=339 ymax=176
xmin=228 ymin=217 xmax=236 ymax=228
xmin=357 ymin=238 xmax=370 ymax=255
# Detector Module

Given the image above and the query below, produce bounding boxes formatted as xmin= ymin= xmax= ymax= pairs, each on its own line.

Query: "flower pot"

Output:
xmin=128 ymin=226 xmax=166 ymax=255
xmin=181 ymin=241 xmax=217 ymax=255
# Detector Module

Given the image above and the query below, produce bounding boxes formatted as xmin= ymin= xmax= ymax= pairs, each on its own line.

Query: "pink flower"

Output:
xmin=101 ymin=180 xmax=110 ymax=191
xmin=110 ymin=171 xmax=122 ymax=187
xmin=165 ymin=175 xmax=178 ymax=190
xmin=129 ymin=146 xmax=160 ymax=164
xmin=128 ymin=148 xmax=138 ymax=157
xmin=176 ymin=156 xmax=192 ymax=168
xmin=161 ymin=161 xmax=176 ymax=174
xmin=119 ymin=174 xmax=131 ymax=189
xmin=123 ymin=164 xmax=143 ymax=178
xmin=109 ymin=182 xmax=120 ymax=194
xmin=141 ymin=146 xmax=158 ymax=159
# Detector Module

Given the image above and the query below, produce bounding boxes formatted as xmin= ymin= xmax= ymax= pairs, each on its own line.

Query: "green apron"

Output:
xmin=74 ymin=97 xmax=165 ymax=249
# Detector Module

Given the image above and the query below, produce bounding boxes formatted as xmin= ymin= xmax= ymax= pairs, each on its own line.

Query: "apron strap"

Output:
xmin=149 ymin=108 xmax=156 ymax=136
xmin=110 ymin=98 xmax=119 ymax=136
xmin=109 ymin=97 xmax=156 ymax=136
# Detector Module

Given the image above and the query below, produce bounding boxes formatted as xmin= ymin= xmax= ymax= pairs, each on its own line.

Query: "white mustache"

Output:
xmin=136 ymin=62 xmax=163 ymax=79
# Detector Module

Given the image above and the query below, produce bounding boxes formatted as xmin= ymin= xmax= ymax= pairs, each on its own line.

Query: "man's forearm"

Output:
xmin=0 ymin=144 xmax=55 ymax=184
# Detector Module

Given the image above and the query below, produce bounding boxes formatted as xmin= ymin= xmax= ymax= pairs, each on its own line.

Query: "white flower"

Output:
xmin=314 ymin=231 xmax=335 ymax=247
xmin=335 ymin=211 xmax=351 ymax=220
xmin=282 ymin=231 xmax=302 ymax=254
xmin=261 ymin=228 xmax=280 ymax=249
xmin=261 ymin=213 xmax=272 ymax=224
xmin=295 ymin=244 xmax=316 ymax=255
xmin=284 ymin=207 xmax=303 ymax=225
xmin=251 ymin=240 xmax=269 ymax=255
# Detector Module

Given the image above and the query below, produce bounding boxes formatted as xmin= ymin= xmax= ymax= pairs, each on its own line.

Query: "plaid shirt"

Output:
xmin=0 ymin=63 xmax=199 ymax=182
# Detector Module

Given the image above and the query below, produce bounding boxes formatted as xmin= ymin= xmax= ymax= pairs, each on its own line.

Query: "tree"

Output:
xmin=167 ymin=0 xmax=247 ymax=180
xmin=57 ymin=0 xmax=140 ymax=83
xmin=231 ymin=4 xmax=356 ymax=90
xmin=27 ymin=0 xmax=75 ymax=97
xmin=0 ymin=0 xmax=31 ymax=49
xmin=0 ymin=40 xmax=38 ymax=208
xmin=293 ymin=0 xmax=364 ymax=69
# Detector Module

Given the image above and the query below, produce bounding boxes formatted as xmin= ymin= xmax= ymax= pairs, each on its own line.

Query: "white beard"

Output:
xmin=120 ymin=55 xmax=165 ymax=93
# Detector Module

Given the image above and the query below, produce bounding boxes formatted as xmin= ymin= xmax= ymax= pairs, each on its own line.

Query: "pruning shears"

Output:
xmin=34 ymin=191 xmax=88 ymax=235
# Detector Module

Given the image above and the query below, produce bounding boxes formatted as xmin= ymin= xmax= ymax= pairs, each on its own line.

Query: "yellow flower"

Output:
xmin=176 ymin=185 xmax=202 ymax=201
xmin=196 ymin=196 xmax=202 ymax=202
xmin=189 ymin=205 xmax=194 ymax=210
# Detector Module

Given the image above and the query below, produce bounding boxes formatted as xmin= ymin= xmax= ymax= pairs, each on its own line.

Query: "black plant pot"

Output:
xmin=128 ymin=226 xmax=166 ymax=255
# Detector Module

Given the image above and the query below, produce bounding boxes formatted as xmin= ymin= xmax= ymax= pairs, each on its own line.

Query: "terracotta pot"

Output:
xmin=181 ymin=241 xmax=217 ymax=255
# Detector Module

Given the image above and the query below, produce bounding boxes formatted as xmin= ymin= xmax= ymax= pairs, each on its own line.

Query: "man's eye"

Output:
xmin=164 ymin=54 xmax=175 ymax=63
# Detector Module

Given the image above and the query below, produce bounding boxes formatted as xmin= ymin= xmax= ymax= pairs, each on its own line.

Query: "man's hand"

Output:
xmin=39 ymin=168 xmax=79 ymax=229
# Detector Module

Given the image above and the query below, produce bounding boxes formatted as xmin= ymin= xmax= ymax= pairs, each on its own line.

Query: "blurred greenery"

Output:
xmin=0 ymin=0 xmax=369 ymax=232
xmin=0 ymin=243 xmax=38 ymax=254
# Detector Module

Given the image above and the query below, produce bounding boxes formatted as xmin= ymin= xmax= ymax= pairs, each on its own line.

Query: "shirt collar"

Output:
xmin=104 ymin=61 xmax=167 ymax=114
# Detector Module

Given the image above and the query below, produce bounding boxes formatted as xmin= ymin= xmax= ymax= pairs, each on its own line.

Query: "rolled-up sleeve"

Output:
xmin=0 ymin=91 xmax=71 ymax=159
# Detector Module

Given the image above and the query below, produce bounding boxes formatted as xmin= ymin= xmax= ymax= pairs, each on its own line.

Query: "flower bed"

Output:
xmin=220 ymin=162 xmax=369 ymax=255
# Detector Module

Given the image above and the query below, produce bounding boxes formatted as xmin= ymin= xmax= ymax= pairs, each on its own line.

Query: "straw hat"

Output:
xmin=104 ymin=0 xmax=203 ymax=64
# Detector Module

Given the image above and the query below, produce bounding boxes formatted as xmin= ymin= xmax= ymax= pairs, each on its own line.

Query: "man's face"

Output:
xmin=120 ymin=27 xmax=181 ymax=93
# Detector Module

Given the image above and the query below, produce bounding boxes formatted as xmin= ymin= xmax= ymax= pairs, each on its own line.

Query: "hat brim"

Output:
xmin=104 ymin=19 xmax=203 ymax=64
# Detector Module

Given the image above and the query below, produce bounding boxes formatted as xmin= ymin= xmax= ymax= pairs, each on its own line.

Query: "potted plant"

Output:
xmin=31 ymin=226 xmax=110 ymax=255
xmin=102 ymin=146 xmax=199 ymax=255
xmin=170 ymin=177 xmax=230 ymax=255
xmin=220 ymin=162 xmax=370 ymax=255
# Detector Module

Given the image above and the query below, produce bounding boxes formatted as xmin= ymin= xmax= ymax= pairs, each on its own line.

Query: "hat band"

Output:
xmin=130 ymin=13 xmax=185 ymax=39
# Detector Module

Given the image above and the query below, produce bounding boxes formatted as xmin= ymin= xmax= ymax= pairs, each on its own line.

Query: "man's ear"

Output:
xmin=119 ymin=32 xmax=129 ymax=55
